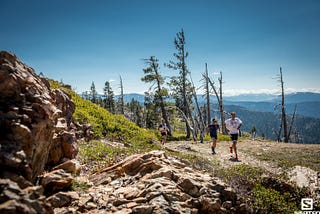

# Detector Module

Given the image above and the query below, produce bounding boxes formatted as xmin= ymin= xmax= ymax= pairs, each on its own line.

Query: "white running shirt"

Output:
xmin=225 ymin=118 xmax=242 ymax=134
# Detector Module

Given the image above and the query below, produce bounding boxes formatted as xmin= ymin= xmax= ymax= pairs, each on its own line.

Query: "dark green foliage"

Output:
xmin=252 ymin=184 xmax=297 ymax=214
xmin=126 ymin=98 xmax=144 ymax=127
xmin=141 ymin=56 xmax=171 ymax=133
xmin=49 ymin=79 xmax=156 ymax=143
xmin=103 ymin=81 xmax=115 ymax=113
xmin=217 ymin=164 xmax=265 ymax=195
xmin=144 ymin=92 xmax=161 ymax=129
xmin=90 ymin=81 xmax=98 ymax=103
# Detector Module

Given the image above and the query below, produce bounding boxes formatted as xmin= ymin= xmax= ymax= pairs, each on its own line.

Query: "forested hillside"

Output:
xmin=224 ymin=101 xmax=320 ymax=119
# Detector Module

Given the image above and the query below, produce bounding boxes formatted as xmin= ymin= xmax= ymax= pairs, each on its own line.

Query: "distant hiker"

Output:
xmin=206 ymin=119 xmax=220 ymax=154
xmin=158 ymin=119 xmax=168 ymax=145
xmin=225 ymin=112 xmax=242 ymax=160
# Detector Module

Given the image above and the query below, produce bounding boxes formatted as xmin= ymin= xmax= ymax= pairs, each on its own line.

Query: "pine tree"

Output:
xmin=144 ymin=91 xmax=160 ymax=129
xmin=141 ymin=56 xmax=171 ymax=135
xmin=90 ymin=81 xmax=98 ymax=103
xmin=127 ymin=98 xmax=143 ymax=127
xmin=103 ymin=81 xmax=115 ymax=113
xmin=166 ymin=29 xmax=193 ymax=139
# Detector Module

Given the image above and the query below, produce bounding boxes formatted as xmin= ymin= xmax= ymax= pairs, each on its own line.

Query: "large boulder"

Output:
xmin=0 ymin=51 xmax=79 ymax=211
xmin=0 ymin=51 xmax=78 ymax=183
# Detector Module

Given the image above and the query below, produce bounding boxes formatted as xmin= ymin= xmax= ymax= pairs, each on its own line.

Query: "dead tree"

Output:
xmin=279 ymin=68 xmax=289 ymax=142
xmin=189 ymin=72 xmax=205 ymax=142
xmin=277 ymin=67 xmax=297 ymax=142
xmin=119 ymin=75 xmax=125 ymax=115
xmin=204 ymin=71 xmax=227 ymax=134
xmin=204 ymin=63 xmax=211 ymax=125
xmin=218 ymin=72 xmax=227 ymax=134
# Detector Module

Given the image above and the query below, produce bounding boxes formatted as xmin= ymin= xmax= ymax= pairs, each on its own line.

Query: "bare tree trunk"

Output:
xmin=182 ymin=58 xmax=192 ymax=139
xmin=119 ymin=75 xmax=125 ymax=115
xmin=189 ymin=73 xmax=205 ymax=142
xmin=288 ymin=104 xmax=297 ymax=142
xmin=166 ymin=106 xmax=196 ymax=141
xmin=159 ymin=96 xmax=172 ymax=136
xmin=205 ymin=63 xmax=211 ymax=125
xmin=206 ymin=72 xmax=227 ymax=134
xmin=280 ymin=68 xmax=289 ymax=142
xmin=218 ymin=72 xmax=227 ymax=134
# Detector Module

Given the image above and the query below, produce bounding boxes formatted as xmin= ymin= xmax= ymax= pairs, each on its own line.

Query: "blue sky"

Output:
xmin=1 ymin=0 xmax=319 ymax=95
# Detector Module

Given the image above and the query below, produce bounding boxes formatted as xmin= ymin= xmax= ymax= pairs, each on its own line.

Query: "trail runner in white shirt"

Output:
xmin=225 ymin=112 xmax=242 ymax=160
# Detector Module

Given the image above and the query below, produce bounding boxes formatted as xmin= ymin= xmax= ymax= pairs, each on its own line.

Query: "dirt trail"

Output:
xmin=164 ymin=140 xmax=280 ymax=173
xmin=163 ymin=139 xmax=320 ymax=198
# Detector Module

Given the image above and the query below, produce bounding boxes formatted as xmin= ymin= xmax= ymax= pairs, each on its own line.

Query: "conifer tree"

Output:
xmin=103 ymin=81 xmax=115 ymax=113
xmin=90 ymin=81 xmax=98 ymax=103
xmin=126 ymin=98 xmax=143 ymax=127
xmin=144 ymin=91 xmax=160 ymax=129
xmin=141 ymin=56 xmax=171 ymax=134
xmin=166 ymin=29 xmax=193 ymax=139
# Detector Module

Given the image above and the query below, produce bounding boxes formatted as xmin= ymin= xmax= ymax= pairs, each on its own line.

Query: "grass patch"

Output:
xmin=216 ymin=164 xmax=265 ymax=196
xmin=71 ymin=179 xmax=91 ymax=193
xmin=242 ymin=143 xmax=320 ymax=171
xmin=78 ymin=140 xmax=162 ymax=173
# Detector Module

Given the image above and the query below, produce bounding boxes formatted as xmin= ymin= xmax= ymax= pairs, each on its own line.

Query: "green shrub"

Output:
xmin=253 ymin=184 xmax=298 ymax=214
xmin=49 ymin=79 xmax=156 ymax=144
xmin=218 ymin=134 xmax=232 ymax=141
xmin=218 ymin=164 xmax=265 ymax=185
xmin=71 ymin=179 xmax=91 ymax=193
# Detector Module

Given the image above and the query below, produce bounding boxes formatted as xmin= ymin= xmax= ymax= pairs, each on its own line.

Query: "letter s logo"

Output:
xmin=301 ymin=198 xmax=313 ymax=211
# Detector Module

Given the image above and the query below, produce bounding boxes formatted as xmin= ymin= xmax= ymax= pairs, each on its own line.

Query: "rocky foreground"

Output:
xmin=68 ymin=150 xmax=246 ymax=214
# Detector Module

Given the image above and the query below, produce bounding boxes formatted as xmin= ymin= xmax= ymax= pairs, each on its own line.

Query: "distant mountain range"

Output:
xmin=223 ymin=92 xmax=320 ymax=103
xmin=223 ymin=92 xmax=320 ymax=119
xmin=115 ymin=92 xmax=320 ymax=119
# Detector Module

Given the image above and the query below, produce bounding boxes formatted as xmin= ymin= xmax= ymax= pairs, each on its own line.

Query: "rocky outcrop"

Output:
xmin=0 ymin=51 xmax=79 ymax=212
xmin=0 ymin=51 xmax=78 ymax=182
xmin=55 ymin=151 xmax=247 ymax=213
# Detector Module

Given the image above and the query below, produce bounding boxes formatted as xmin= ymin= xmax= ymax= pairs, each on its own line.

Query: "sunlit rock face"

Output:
xmin=0 ymin=51 xmax=78 ymax=213
xmin=0 ymin=51 xmax=78 ymax=182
